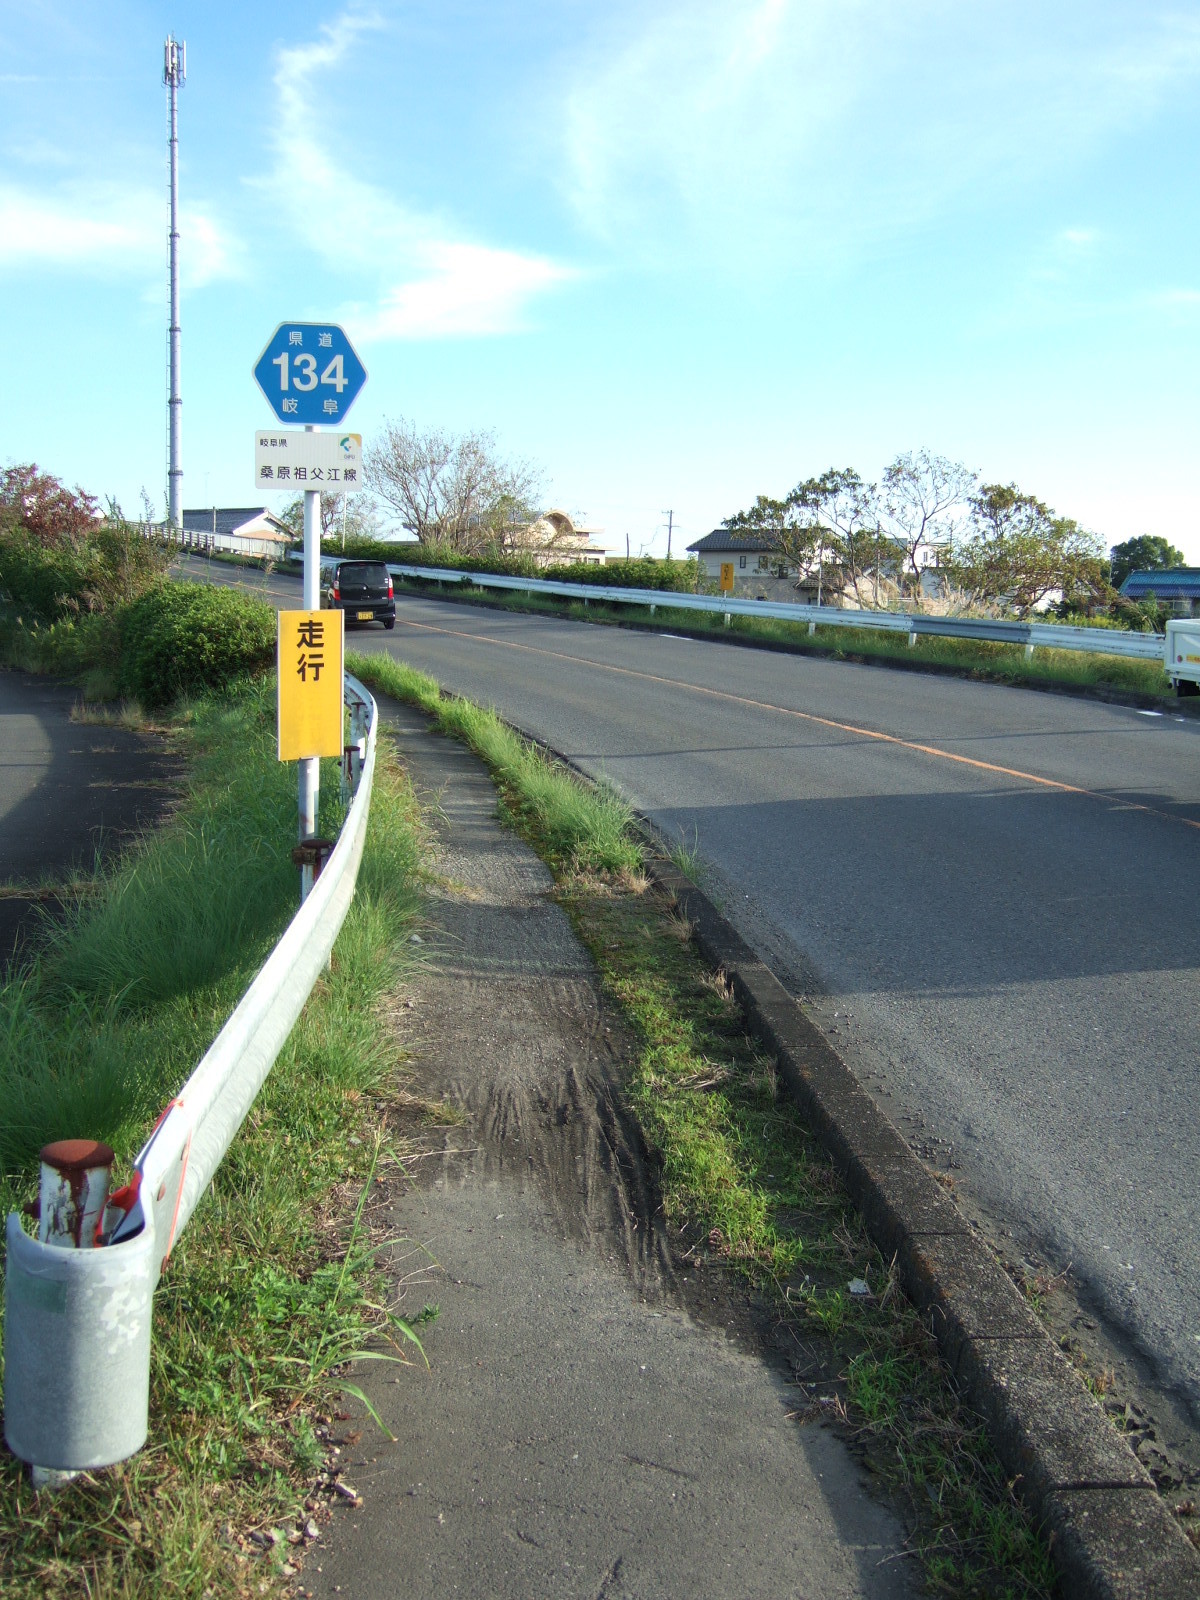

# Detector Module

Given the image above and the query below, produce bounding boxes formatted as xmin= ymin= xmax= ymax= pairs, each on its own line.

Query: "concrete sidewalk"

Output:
xmin=299 ymin=700 xmax=916 ymax=1600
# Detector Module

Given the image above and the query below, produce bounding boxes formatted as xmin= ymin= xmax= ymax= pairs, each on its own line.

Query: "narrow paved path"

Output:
xmin=307 ymin=699 xmax=915 ymax=1600
xmin=0 ymin=670 xmax=180 ymax=967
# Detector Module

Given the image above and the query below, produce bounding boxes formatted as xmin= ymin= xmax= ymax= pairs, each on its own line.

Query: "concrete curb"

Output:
xmin=649 ymin=857 xmax=1200 ymax=1600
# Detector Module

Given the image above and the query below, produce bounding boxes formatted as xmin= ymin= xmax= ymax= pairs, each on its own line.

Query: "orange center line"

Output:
xmin=395 ymin=617 xmax=1200 ymax=832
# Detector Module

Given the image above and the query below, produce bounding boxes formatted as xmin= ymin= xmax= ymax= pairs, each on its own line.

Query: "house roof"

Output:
xmin=1119 ymin=568 xmax=1200 ymax=599
xmin=686 ymin=528 xmax=779 ymax=555
xmin=182 ymin=507 xmax=290 ymax=540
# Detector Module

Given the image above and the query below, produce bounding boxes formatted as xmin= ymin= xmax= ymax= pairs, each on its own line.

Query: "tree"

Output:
xmin=1109 ymin=535 xmax=1186 ymax=591
xmin=0 ymin=465 xmax=170 ymax=620
xmin=791 ymin=468 xmax=895 ymax=608
xmin=364 ymin=419 xmax=543 ymax=553
xmin=880 ymin=450 xmax=976 ymax=591
xmin=0 ymin=463 xmax=100 ymax=545
xmin=278 ymin=491 xmax=379 ymax=546
xmin=721 ymin=493 xmax=822 ymax=575
xmin=949 ymin=483 xmax=1105 ymax=616
xmin=724 ymin=469 xmax=901 ymax=607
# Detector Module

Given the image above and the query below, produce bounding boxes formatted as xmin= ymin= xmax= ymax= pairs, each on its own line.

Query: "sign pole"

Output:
xmin=299 ymin=426 xmax=320 ymax=900
xmin=254 ymin=319 xmax=365 ymax=906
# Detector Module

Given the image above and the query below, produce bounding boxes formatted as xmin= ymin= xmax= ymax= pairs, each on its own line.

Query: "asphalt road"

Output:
xmin=0 ymin=670 xmax=180 ymax=967
xmin=183 ymin=558 xmax=1200 ymax=1430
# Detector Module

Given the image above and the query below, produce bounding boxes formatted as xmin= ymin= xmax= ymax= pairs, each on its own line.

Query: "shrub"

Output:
xmin=119 ymin=583 xmax=276 ymax=708
xmin=0 ymin=465 xmax=173 ymax=621
xmin=322 ymin=535 xmax=701 ymax=595
xmin=0 ymin=527 xmax=97 ymax=620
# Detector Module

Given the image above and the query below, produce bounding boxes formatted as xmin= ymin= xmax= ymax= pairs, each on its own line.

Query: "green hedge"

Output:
xmin=0 ymin=522 xmax=172 ymax=622
xmin=119 ymin=583 xmax=276 ymax=708
xmin=319 ymin=536 xmax=701 ymax=594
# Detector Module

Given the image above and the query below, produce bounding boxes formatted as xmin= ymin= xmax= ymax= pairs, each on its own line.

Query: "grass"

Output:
xmin=0 ymin=676 xmax=431 ymax=1599
xmin=346 ymin=651 xmax=641 ymax=877
xmin=393 ymin=573 xmax=1175 ymax=701
xmin=348 ymin=651 xmax=1058 ymax=1598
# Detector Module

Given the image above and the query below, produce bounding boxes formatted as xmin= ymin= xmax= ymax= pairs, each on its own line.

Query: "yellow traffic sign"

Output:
xmin=719 ymin=562 xmax=734 ymax=592
xmin=278 ymin=610 xmax=343 ymax=760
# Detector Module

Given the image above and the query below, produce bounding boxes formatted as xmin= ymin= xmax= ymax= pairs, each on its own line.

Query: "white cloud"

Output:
xmin=559 ymin=1 xmax=1200 ymax=262
xmin=357 ymin=243 xmax=575 ymax=340
xmin=1146 ymin=287 xmax=1200 ymax=311
xmin=264 ymin=11 xmax=575 ymax=339
xmin=0 ymin=182 xmax=240 ymax=288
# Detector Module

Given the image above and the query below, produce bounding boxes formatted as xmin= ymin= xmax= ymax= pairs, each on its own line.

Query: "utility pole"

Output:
xmin=662 ymin=509 xmax=673 ymax=559
xmin=164 ymin=35 xmax=186 ymax=531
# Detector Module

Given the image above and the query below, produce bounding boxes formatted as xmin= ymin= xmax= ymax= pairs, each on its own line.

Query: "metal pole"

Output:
xmin=164 ymin=37 xmax=185 ymax=531
xmin=299 ymin=432 xmax=320 ymax=900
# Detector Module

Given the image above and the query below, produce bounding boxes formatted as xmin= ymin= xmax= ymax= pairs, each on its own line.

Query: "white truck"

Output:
xmin=1166 ymin=618 xmax=1200 ymax=695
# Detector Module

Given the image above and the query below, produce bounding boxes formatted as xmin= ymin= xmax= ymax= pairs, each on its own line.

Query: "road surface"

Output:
xmin=185 ymin=558 xmax=1200 ymax=1436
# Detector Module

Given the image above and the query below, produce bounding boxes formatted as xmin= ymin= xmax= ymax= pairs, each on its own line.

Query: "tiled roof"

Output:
xmin=1120 ymin=569 xmax=1200 ymax=599
xmin=182 ymin=507 xmax=289 ymax=539
xmin=686 ymin=528 xmax=779 ymax=554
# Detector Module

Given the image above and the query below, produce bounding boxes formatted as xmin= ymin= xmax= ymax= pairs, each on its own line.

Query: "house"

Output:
xmin=515 ymin=509 xmax=609 ymax=567
xmin=686 ymin=529 xmax=840 ymax=604
xmin=1119 ymin=568 xmax=1200 ymax=616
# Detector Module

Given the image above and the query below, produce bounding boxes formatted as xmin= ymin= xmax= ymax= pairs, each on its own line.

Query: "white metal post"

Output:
xmin=299 ymin=446 xmax=320 ymax=900
xmin=164 ymin=37 xmax=185 ymax=531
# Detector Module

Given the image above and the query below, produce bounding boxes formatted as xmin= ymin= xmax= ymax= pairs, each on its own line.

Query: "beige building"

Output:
xmin=515 ymin=509 xmax=609 ymax=566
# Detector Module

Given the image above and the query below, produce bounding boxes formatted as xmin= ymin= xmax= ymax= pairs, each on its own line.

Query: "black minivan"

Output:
xmin=320 ymin=560 xmax=396 ymax=629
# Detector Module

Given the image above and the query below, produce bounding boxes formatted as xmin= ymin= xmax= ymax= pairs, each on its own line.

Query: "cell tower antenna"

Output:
xmin=164 ymin=36 xmax=186 ymax=530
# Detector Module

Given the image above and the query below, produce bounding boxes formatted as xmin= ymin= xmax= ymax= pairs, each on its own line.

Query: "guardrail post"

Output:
xmin=908 ymin=629 xmax=918 ymax=647
xmin=5 ymin=1178 xmax=156 ymax=1487
xmin=1025 ymin=642 xmax=1035 ymax=659
xmin=808 ymin=621 xmax=816 ymax=636
xmin=21 ymin=1141 xmax=116 ymax=1487
xmin=39 ymin=1140 xmax=114 ymax=1251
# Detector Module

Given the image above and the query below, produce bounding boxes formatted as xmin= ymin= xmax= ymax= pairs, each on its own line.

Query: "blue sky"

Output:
xmin=3 ymin=1 xmax=1199 ymax=559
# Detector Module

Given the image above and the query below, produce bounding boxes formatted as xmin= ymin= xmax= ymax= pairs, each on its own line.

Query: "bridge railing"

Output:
xmin=380 ymin=563 xmax=1167 ymax=663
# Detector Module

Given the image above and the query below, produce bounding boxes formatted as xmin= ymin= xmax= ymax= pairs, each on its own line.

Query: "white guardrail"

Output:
xmin=380 ymin=562 xmax=1167 ymax=663
xmin=3 ymin=674 xmax=378 ymax=1483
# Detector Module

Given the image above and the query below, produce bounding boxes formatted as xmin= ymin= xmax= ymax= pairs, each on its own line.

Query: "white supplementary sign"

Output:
xmin=254 ymin=429 xmax=362 ymax=491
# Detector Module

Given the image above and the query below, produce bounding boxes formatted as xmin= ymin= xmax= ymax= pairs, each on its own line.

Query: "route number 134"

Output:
xmin=271 ymin=351 xmax=349 ymax=394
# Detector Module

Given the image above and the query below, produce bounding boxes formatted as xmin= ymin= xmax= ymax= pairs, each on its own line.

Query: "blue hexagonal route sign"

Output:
xmin=253 ymin=322 xmax=367 ymax=426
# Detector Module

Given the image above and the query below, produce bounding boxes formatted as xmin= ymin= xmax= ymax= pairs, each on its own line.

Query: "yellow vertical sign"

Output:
xmin=719 ymin=562 xmax=735 ymax=592
xmin=278 ymin=610 xmax=344 ymax=760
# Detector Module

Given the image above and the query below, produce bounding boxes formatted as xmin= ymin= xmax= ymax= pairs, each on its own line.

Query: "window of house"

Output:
xmin=738 ymin=555 xmax=747 ymax=569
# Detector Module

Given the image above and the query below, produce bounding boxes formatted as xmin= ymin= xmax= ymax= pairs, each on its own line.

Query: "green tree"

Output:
xmin=949 ymin=483 xmax=1105 ymax=616
xmin=1109 ymin=535 xmax=1186 ymax=590
xmin=725 ymin=469 xmax=903 ymax=607
xmin=722 ymin=493 xmax=822 ymax=575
